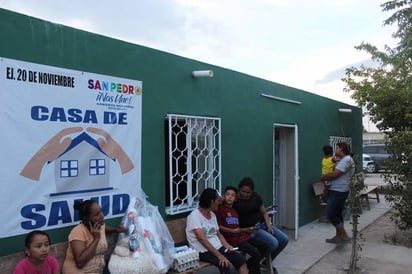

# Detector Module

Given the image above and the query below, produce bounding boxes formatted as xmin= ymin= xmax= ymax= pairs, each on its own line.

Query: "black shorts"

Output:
xmin=199 ymin=246 xmax=246 ymax=271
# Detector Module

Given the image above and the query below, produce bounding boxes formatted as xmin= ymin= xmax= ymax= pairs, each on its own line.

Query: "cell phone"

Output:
xmin=89 ymin=220 xmax=101 ymax=229
xmin=224 ymin=247 xmax=239 ymax=252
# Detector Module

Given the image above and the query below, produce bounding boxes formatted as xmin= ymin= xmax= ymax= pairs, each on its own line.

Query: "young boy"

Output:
xmin=321 ymin=144 xmax=338 ymax=201
xmin=322 ymin=144 xmax=336 ymax=175
xmin=216 ymin=186 xmax=268 ymax=274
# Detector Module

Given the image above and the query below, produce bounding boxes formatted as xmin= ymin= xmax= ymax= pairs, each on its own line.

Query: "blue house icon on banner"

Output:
xmin=50 ymin=132 xmax=114 ymax=196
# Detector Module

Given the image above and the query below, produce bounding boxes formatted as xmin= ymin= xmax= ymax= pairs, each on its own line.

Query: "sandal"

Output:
xmin=325 ymin=236 xmax=339 ymax=244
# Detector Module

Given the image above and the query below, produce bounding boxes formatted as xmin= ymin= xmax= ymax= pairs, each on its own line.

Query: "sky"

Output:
xmin=0 ymin=0 xmax=397 ymax=131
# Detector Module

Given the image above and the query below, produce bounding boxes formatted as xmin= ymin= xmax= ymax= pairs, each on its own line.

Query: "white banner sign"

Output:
xmin=0 ymin=57 xmax=142 ymax=238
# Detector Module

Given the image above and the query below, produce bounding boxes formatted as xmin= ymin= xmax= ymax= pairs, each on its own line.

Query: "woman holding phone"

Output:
xmin=62 ymin=200 xmax=126 ymax=273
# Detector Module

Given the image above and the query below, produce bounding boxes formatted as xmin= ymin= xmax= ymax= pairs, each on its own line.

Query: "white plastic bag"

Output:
xmin=108 ymin=190 xmax=175 ymax=273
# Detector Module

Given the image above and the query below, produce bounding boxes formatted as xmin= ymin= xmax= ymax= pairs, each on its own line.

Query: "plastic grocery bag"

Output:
xmin=108 ymin=190 xmax=175 ymax=274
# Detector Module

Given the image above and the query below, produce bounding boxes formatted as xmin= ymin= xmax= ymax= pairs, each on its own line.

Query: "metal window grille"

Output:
xmin=165 ymin=114 xmax=221 ymax=215
xmin=329 ymin=136 xmax=352 ymax=153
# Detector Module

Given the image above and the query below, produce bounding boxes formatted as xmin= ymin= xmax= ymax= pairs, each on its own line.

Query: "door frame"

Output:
xmin=273 ymin=123 xmax=299 ymax=240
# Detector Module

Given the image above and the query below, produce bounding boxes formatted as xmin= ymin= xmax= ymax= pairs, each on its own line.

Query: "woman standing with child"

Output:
xmin=321 ymin=141 xmax=354 ymax=244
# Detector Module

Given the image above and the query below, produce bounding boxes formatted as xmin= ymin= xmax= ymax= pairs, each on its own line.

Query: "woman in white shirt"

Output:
xmin=186 ymin=188 xmax=248 ymax=274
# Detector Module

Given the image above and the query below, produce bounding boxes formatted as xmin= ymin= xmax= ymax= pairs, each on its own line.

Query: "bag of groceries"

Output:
xmin=108 ymin=190 xmax=175 ymax=274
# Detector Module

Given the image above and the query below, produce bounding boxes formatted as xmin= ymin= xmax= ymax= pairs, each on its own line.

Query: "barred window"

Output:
xmin=165 ymin=114 xmax=221 ymax=215
xmin=329 ymin=136 xmax=352 ymax=152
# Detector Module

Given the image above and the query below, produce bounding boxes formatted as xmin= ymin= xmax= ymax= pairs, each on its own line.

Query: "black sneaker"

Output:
xmin=260 ymin=260 xmax=278 ymax=274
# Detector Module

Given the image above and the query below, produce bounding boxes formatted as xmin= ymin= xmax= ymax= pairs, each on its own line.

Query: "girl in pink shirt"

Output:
xmin=13 ymin=230 xmax=60 ymax=274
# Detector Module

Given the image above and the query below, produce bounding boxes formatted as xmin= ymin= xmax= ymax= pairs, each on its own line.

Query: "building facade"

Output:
xmin=0 ymin=8 xmax=362 ymax=258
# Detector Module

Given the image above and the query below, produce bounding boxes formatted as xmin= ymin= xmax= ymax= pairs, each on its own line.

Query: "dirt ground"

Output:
xmin=304 ymin=210 xmax=412 ymax=274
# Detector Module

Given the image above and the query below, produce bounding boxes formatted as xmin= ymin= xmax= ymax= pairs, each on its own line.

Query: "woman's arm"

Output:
xmin=260 ymin=205 xmax=274 ymax=234
xmin=321 ymin=169 xmax=343 ymax=182
xmin=70 ymin=223 xmax=101 ymax=269
xmin=218 ymin=225 xmax=254 ymax=234
xmin=218 ymin=225 xmax=240 ymax=234
xmin=70 ymin=239 xmax=100 ymax=269
xmin=216 ymin=230 xmax=232 ymax=250
xmin=193 ymin=228 xmax=229 ymax=267
xmin=105 ymin=224 xmax=127 ymax=234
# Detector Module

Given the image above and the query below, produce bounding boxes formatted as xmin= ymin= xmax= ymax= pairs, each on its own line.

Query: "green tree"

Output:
xmin=384 ymin=131 xmax=412 ymax=230
xmin=343 ymin=0 xmax=412 ymax=231
xmin=343 ymin=0 xmax=412 ymax=132
xmin=348 ymin=170 xmax=365 ymax=273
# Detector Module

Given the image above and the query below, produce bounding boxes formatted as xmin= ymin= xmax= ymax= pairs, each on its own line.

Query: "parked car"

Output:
xmin=363 ymin=143 xmax=389 ymax=172
xmin=363 ymin=154 xmax=377 ymax=173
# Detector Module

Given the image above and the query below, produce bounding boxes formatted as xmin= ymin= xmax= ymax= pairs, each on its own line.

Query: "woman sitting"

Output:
xmin=186 ymin=188 xmax=248 ymax=274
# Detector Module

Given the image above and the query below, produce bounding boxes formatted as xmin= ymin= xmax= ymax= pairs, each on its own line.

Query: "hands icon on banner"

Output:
xmin=86 ymin=127 xmax=134 ymax=174
xmin=20 ymin=127 xmax=83 ymax=181
xmin=20 ymin=127 xmax=134 ymax=181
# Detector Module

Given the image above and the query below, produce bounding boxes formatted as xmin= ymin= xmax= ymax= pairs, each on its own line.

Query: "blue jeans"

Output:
xmin=250 ymin=222 xmax=289 ymax=260
xmin=326 ymin=190 xmax=349 ymax=228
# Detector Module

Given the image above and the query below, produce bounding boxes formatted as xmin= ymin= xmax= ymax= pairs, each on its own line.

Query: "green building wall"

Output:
xmin=0 ymin=8 xmax=363 ymax=256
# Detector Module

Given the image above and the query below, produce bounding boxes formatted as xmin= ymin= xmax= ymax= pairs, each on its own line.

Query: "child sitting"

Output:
xmin=13 ymin=230 xmax=60 ymax=274
xmin=216 ymin=186 xmax=268 ymax=274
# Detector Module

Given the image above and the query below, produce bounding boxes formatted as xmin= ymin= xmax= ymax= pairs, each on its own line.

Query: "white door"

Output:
xmin=273 ymin=123 xmax=299 ymax=240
